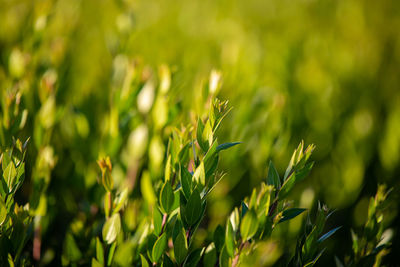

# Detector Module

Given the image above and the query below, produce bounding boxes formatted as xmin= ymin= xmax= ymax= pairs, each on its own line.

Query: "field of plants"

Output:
xmin=0 ymin=0 xmax=399 ymax=266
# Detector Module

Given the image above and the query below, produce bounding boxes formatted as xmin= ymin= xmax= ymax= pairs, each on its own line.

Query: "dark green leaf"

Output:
xmin=203 ymin=243 xmax=217 ymax=267
xmin=213 ymin=225 xmax=225 ymax=252
xmin=140 ymin=254 xmax=150 ymax=267
xmin=160 ymin=182 xmax=175 ymax=214
xmin=174 ymin=227 xmax=188 ymax=264
xmin=184 ymin=190 xmax=202 ymax=226
xmin=216 ymin=142 xmax=241 ymax=152
xmin=267 ymin=161 xmax=281 ymax=189
xmin=183 ymin=248 xmax=204 ymax=267
xmin=152 ymin=233 xmax=167 ymax=263
xmin=279 ymin=208 xmax=307 ymax=223
xmin=318 ymin=226 xmax=341 ymax=243
xmin=180 ymin=167 xmax=192 ymax=200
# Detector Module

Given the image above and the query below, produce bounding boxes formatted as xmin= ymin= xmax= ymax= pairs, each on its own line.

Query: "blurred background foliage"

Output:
xmin=0 ymin=0 xmax=399 ymax=265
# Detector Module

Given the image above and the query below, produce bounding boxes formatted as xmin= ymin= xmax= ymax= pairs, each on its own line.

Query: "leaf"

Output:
xmin=95 ymin=237 xmax=104 ymax=264
xmin=241 ymin=201 xmax=249 ymax=218
xmin=184 ymin=190 xmax=202 ymax=226
xmin=152 ymin=233 xmax=167 ymax=263
xmin=63 ymin=233 xmax=82 ymax=262
xmin=225 ymin=220 xmax=235 ymax=257
xmin=278 ymin=172 xmax=296 ymax=199
xmin=141 ymin=171 xmax=157 ymax=205
xmin=213 ymin=225 xmax=225 ymax=252
xmin=174 ymin=227 xmax=188 ymax=264
xmin=219 ymin=246 xmax=231 ymax=267
xmin=193 ymin=162 xmax=205 ymax=186
xmin=0 ymin=197 xmax=7 ymax=226
xmin=160 ymin=182 xmax=175 ymax=214
xmin=92 ymin=258 xmax=103 ymax=267
xmin=153 ymin=207 xmax=163 ymax=236
xmin=267 ymin=161 xmax=281 ymax=189
xmin=3 ymin=162 xmax=17 ymax=193
xmin=113 ymin=188 xmax=129 ymax=214
xmin=107 ymin=242 xmax=116 ymax=266
xmin=140 ymin=254 xmax=150 ymax=267
xmin=102 ymin=213 xmax=121 ymax=244
xmin=279 ymin=208 xmax=307 ymax=223
xmin=216 ymin=142 xmax=241 ymax=152
xmin=162 ymin=254 xmax=174 ymax=267
xmin=318 ymin=226 xmax=342 ymax=243
xmin=240 ymin=209 xmax=258 ymax=241
xmin=180 ymin=167 xmax=192 ymax=200
xmin=203 ymin=243 xmax=217 ymax=267
xmin=197 ymin=119 xmax=208 ymax=152
xmin=165 ymin=155 xmax=172 ymax=182
xmin=183 ymin=248 xmax=204 ymax=267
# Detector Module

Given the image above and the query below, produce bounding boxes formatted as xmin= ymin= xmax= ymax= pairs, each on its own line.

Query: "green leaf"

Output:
xmin=318 ymin=226 xmax=341 ymax=243
xmin=184 ymin=190 xmax=202 ymax=226
xmin=193 ymin=162 xmax=205 ymax=186
xmin=216 ymin=142 xmax=241 ymax=152
xmin=203 ymin=243 xmax=217 ymax=267
xmin=162 ymin=254 xmax=174 ymax=267
xmin=95 ymin=237 xmax=104 ymax=264
xmin=153 ymin=207 xmax=163 ymax=236
xmin=165 ymin=155 xmax=172 ymax=182
xmin=240 ymin=209 xmax=258 ymax=240
xmin=213 ymin=225 xmax=225 ymax=252
xmin=0 ymin=197 xmax=7 ymax=226
xmin=113 ymin=188 xmax=129 ymax=214
xmin=180 ymin=166 xmax=192 ymax=200
xmin=63 ymin=233 xmax=82 ymax=262
xmin=92 ymin=258 xmax=103 ymax=267
xmin=183 ymin=248 xmax=204 ymax=267
xmin=160 ymin=182 xmax=175 ymax=214
xmin=225 ymin=220 xmax=235 ymax=257
xmin=141 ymin=171 xmax=157 ymax=205
xmin=241 ymin=201 xmax=249 ymax=218
xmin=107 ymin=242 xmax=116 ymax=266
xmin=152 ymin=233 xmax=167 ymax=263
xmin=174 ymin=227 xmax=188 ymax=264
xmin=140 ymin=254 xmax=150 ymax=267
xmin=197 ymin=119 xmax=208 ymax=152
xmin=267 ymin=161 xmax=281 ymax=189
xmin=3 ymin=162 xmax=16 ymax=193
xmin=279 ymin=208 xmax=307 ymax=223
xmin=102 ymin=213 xmax=121 ymax=244
xmin=219 ymin=246 xmax=231 ymax=267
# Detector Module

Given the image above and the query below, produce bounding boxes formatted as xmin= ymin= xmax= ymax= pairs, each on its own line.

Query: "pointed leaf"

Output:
xmin=240 ymin=209 xmax=258 ymax=240
xmin=216 ymin=142 xmax=241 ymax=152
xmin=102 ymin=213 xmax=121 ymax=244
xmin=160 ymin=182 xmax=175 ymax=214
xmin=267 ymin=161 xmax=281 ymax=189
xmin=185 ymin=190 xmax=202 ymax=226
xmin=279 ymin=208 xmax=307 ymax=223
xmin=152 ymin=233 xmax=167 ymax=263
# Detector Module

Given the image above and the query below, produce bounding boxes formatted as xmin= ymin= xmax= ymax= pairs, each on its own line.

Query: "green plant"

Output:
xmin=76 ymin=99 xmax=341 ymax=267
xmin=335 ymin=186 xmax=392 ymax=267
xmin=0 ymin=138 xmax=31 ymax=266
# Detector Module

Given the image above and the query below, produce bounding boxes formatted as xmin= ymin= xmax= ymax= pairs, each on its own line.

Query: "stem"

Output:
xmin=232 ymin=241 xmax=246 ymax=267
xmin=160 ymin=213 xmax=168 ymax=234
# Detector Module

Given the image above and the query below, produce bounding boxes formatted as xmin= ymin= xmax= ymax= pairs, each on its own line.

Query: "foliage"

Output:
xmin=0 ymin=0 xmax=399 ymax=265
